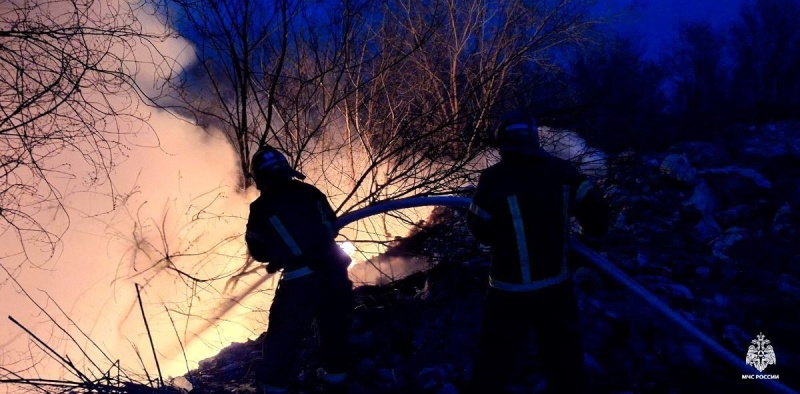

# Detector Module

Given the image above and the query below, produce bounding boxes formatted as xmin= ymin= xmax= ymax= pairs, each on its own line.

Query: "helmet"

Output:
xmin=495 ymin=111 xmax=539 ymax=151
xmin=250 ymin=146 xmax=305 ymax=188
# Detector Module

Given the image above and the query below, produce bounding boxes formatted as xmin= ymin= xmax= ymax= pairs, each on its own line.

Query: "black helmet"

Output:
xmin=495 ymin=111 xmax=539 ymax=152
xmin=250 ymin=146 xmax=305 ymax=188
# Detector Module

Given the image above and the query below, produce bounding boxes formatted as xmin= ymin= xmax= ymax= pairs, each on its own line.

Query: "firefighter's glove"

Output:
xmin=265 ymin=262 xmax=281 ymax=274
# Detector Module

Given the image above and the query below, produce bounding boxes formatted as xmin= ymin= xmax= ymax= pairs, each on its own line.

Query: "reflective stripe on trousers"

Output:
xmin=489 ymin=269 xmax=570 ymax=292
xmin=507 ymin=195 xmax=531 ymax=284
xmin=575 ymin=180 xmax=594 ymax=203
xmin=320 ymin=371 xmax=348 ymax=384
xmin=562 ymin=184 xmax=570 ymax=268
xmin=259 ymin=383 xmax=288 ymax=394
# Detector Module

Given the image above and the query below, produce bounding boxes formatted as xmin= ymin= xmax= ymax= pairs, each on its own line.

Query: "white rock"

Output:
xmin=711 ymin=227 xmax=747 ymax=262
xmin=661 ymin=154 xmax=698 ymax=184
xmin=700 ymin=166 xmax=772 ymax=189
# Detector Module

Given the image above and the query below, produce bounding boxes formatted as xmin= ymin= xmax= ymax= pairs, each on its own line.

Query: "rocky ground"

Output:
xmin=179 ymin=123 xmax=800 ymax=394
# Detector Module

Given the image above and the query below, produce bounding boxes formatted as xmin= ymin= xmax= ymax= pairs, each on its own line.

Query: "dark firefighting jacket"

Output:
xmin=467 ymin=149 xmax=609 ymax=292
xmin=246 ymin=180 xmax=350 ymax=277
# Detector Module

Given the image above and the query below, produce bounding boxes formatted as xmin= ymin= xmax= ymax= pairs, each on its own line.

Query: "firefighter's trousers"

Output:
xmin=259 ymin=270 xmax=353 ymax=389
xmin=472 ymin=280 xmax=585 ymax=393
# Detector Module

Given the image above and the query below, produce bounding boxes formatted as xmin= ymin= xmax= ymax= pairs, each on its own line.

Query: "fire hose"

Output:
xmin=223 ymin=195 xmax=796 ymax=394
xmin=336 ymin=196 xmax=797 ymax=394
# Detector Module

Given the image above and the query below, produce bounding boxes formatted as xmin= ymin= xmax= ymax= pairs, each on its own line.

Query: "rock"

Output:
xmin=723 ymin=324 xmax=752 ymax=350
xmin=667 ymin=342 xmax=705 ymax=366
xmin=351 ymin=331 xmax=377 ymax=349
xmin=417 ymin=366 xmax=447 ymax=390
xmin=695 ymin=266 xmax=711 ymax=280
xmin=221 ymin=361 xmax=245 ymax=377
xmin=684 ymin=180 xmax=716 ymax=216
xmin=584 ymin=353 xmax=604 ymax=374
xmin=788 ymin=255 xmax=800 ymax=278
xmin=714 ymin=294 xmax=730 ymax=308
xmin=669 ymin=141 xmax=732 ymax=169
xmin=653 ymin=283 xmax=694 ymax=300
xmin=711 ymin=227 xmax=747 ymax=262
xmin=683 ymin=181 xmax=722 ymax=242
xmin=169 ymin=376 xmax=194 ymax=392
xmin=693 ymin=219 xmax=723 ymax=244
xmin=636 ymin=253 xmax=649 ymax=267
xmin=777 ymin=274 xmax=800 ymax=300
xmin=699 ymin=166 xmax=772 ymax=189
xmin=615 ymin=211 xmax=629 ymax=229
xmin=377 ymin=368 xmax=399 ymax=385
xmin=574 ymin=266 xmax=605 ymax=291
xmin=771 ymin=202 xmax=795 ymax=237
xmin=739 ymin=123 xmax=800 ymax=161
xmin=715 ymin=204 xmax=753 ymax=228
xmin=355 ymin=358 xmax=378 ymax=377
xmin=660 ymin=154 xmax=698 ymax=184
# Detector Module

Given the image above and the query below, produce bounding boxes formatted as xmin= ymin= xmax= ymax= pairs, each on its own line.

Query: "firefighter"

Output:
xmin=246 ymin=146 xmax=353 ymax=394
xmin=467 ymin=112 xmax=609 ymax=393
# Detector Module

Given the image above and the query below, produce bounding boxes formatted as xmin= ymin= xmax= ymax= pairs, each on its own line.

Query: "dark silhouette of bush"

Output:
xmin=551 ymin=0 xmax=800 ymax=153
xmin=728 ymin=0 xmax=800 ymax=122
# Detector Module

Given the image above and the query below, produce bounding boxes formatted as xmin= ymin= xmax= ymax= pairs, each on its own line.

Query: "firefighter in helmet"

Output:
xmin=245 ymin=146 xmax=353 ymax=394
xmin=467 ymin=112 xmax=609 ymax=393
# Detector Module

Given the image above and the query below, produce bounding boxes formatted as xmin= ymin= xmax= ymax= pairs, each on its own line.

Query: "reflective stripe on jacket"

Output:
xmin=246 ymin=180 xmax=350 ymax=274
xmin=467 ymin=151 xmax=609 ymax=291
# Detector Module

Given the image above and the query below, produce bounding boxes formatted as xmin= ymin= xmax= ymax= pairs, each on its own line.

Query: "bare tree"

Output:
xmin=0 ymin=0 xmax=178 ymax=262
xmin=0 ymin=0 xmax=599 ymax=383
xmin=729 ymin=0 xmax=800 ymax=121
xmin=163 ymin=0 xmax=297 ymax=187
xmin=331 ymin=0 xmax=598 ymax=207
xmin=158 ymin=0 xmax=598 ymax=274
xmin=166 ymin=0 xmax=596 ymax=196
xmin=670 ymin=21 xmax=729 ymax=127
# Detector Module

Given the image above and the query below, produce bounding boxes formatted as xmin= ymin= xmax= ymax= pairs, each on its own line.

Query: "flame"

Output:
xmin=338 ymin=241 xmax=357 ymax=259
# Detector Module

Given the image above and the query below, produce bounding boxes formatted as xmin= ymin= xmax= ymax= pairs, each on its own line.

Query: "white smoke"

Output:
xmin=1 ymin=2 xmax=611 ymax=390
xmin=0 ymin=0 xmax=275 ymax=389
xmin=0 ymin=110 xmax=270 ymax=387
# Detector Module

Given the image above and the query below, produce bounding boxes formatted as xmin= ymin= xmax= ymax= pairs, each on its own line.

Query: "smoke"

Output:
xmin=0 ymin=0 xmax=272 ymax=388
xmin=0 ymin=110 xmax=268 ymax=384
xmin=348 ymin=255 xmax=430 ymax=287
xmin=293 ymin=114 xmax=442 ymax=283
xmin=0 ymin=0 xmax=429 ymax=388
xmin=338 ymin=126 xmax=608 ymax=286
xmin=1 ymin=1 xmax=609 ymax=390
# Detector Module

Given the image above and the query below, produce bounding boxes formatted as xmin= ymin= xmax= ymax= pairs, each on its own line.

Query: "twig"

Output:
xmin=164 ymin=306 xmax=192 ymax=379
xmin=0 ymin=366 xmax=51 ymax=394
xmin=135 ymin=284 xmax=164 ymax=388
xmin=47 ymin=293 xmax=116 ymax=369
xmin=128 ymin=340 xmax=153 ymax=389
xmin=0 ymin=264 xmax=105 ymax=378
xmin=0 ymin=378 xmax=83 ymax=388
xmin=7 ymin=316 xmax=93 ymax=385
xmin=187 ymin=272 xmax=276 ymax=344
